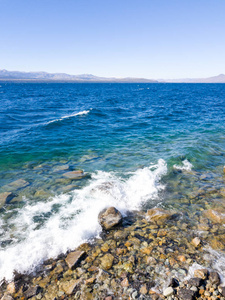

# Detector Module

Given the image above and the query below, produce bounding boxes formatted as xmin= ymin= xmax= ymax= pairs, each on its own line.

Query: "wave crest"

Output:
xmin=47 ymin=109 xmax=91 ymax=124
xmin=0 ymin=159 xmax=167 ymax=281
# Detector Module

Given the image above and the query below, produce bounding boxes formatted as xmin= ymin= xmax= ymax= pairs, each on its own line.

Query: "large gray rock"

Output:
xmin=0 ymin=192 xmax=15 ymax=207
xmin=187 ymin=277 xmax=202 ymax=287
xmin=65 ymin=250 xmax=85 ymax=269
xmin=98 ymin=207 xmax=122 ymax=230
xmin=178 ymin=288 xmax=196 ymax=300
xmin=209 ymin=271 xmax=220 ymax=285
xmin=23 ymin=286 xmax=40 ymax=299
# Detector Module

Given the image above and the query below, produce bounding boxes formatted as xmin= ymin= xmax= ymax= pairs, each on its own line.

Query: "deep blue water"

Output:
xmin=0 ymin=82 xmax=225 ymax=280
xmin=1 ymin=83 xmax=225 ymax=172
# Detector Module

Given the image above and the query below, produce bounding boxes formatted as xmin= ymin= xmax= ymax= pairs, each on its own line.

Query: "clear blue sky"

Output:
xmin=0 ymin=0 xmax=225 ymax=79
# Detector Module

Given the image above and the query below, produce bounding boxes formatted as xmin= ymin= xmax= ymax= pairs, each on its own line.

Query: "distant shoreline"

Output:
xmin=1 ymin=69 xmax=225 ymax=83
xmin=0 ymin=79 xmax=225 ymax=84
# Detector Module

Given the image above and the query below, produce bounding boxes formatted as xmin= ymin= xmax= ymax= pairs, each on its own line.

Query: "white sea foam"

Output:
xmin=205 ymin=247 xmax=225 ymax=285
xmin=183 ymin=248 xmax=225 ymax=285
xmin=0 ymin=159 xmax=167 ymax=281
xmin=173 ymin=159 xmax=193 ymax=171
xmin=47 ymin=109 xmax=91 ymax=124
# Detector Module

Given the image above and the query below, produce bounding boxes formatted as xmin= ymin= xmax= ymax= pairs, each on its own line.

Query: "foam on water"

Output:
xmin=47 ymin=109 xmax=91 ymax=124
xmin=0 ymin=159 xmax=167 ymax=281
xmin=184 ymin=248 xmax=225 ymax=286
xmin=173 ymin=159 xmax=193 ymax=171
xmin=205 ymin=247 xmax=225 ymax=285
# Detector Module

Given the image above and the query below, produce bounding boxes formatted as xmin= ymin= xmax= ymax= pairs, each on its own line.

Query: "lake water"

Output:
xmin=0 ymin=82 xmax=225 ymax=281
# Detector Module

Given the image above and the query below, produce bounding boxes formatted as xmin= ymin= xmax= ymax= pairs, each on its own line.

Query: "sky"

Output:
xmin=0 ymin=0 xmax=225 ymax=79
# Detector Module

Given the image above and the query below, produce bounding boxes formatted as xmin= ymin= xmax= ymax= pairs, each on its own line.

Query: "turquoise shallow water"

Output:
xmin=0 ymin=82 xmax=225 ymax=280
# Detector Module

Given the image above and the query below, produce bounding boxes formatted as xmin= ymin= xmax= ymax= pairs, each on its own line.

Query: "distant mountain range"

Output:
xmin=158 ymin=74 xmax=225 ymax=83
xmin=0 ymin=69 xmax=225 ymax=83
xmin=0 ymin=69 xmax=157 ymax=83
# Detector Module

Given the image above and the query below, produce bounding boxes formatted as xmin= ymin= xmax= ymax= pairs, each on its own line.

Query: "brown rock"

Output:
xmin=85 ymin=277 xmax=96 ymax=285
xmin=98 ymin=207 xmax=122 ymax=230
xmin=116 ymin=248 xmax=127 ymax=255
xmin=140 ymin=284 xmax=148 ymax=294
xmin=61 ymin=279 xmax=80 ymax=295
xmin=65 ymin=250 xmax=85 ymax=269
xmin=204 ymin=209 xmax=225 ymax=224
xmin=198 ymin=223 xmax=210 ymax=231
xmin=101 ymin=243 xmax=109 ymax=252
xmin=114 ymin=230 xmax=128 ymax=240
xmin=192 ymin=237 xmax=201 ymax=247
xmin=178 ymin=255 xmax=186 ymax=262
xmin=194 ymin=268 xmax=208 ymax=280
xmin=101 ymin=253 xmax=114 ymax=270
xmin=1 ymin=296 xmax=13 ymax=300
xmin=220 ymin=188 xmax=225 ymax=197
xmin=209 ymin=238 xmax=225 ymax=250
xmin=141 ymin=247 xmax=152 ymax=255
xmin=88 ymin=265 xmax=99 ymax=272
xmin=6 ymin=282 xmax=16 ymax=294
xmin=146 ymin=208 xmax=172 ymax=225
xmin=62 ymin=170 xmax=84 ymax=179
xmin=121 ymin=277 xmax=129 ymax=287
xmin=105 ymin=297 xmax=113 ymax=300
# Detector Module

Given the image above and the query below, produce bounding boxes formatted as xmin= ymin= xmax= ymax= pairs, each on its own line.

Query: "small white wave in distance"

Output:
xmin=47 ymin=109 xmax=91 ymax=124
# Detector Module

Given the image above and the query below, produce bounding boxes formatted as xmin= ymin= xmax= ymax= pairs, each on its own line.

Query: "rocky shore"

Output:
xmin=1 ymin=205 xmax=225 ymax=300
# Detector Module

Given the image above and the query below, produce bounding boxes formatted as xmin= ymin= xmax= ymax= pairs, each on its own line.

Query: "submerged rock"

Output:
xmin=53 ymin=164 xmax=70 ymax=172
xmin=204 ymin=209 xmax=225 ymax=224
xmin=194 ymin=268 xmax=208 ymax=280
xmin=101 ymin=253 xmax=114 ymax=270
xmin=98 ymin=207 xmax=123 ymax=230
xmin=146 ymin=208 xmax=172 ymax=225
xmin=209 ymin=237 xmax=225 ymax=250
xmin=0 ymin=192 xmax=15 ymax=207
xmin=209 ymin=271 xmax=220 ymax=285
xmin=60 ymin=279 xmax=80 ymax=295
xmin=7 ymin=179 xmax=29 ymax=191
xmin=191 ymin=237 xmax=201 ymax=247
xmin=187 ymin=277 xmax=202 ymax=287
xmin=62 ymin=170 xmax=84 ymax=179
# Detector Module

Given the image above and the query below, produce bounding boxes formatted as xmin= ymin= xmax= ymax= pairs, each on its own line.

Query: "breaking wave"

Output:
xmin=0 ymin=159 xmax=167 ymax=281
